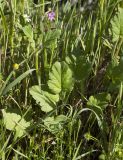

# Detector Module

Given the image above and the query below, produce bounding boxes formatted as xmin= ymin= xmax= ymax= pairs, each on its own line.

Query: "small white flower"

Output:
xmin=23 ymin=14 xmax=31 ymax=22
xmin=51 ymin=141 xmax=56 ymax=145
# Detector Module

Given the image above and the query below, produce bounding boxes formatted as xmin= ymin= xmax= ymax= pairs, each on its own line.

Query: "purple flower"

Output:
xmin=47 ymin=11 xmax=55 ymax=21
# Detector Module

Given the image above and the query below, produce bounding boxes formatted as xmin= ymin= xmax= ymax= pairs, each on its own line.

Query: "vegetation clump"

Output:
xmin=0 ymin=0 xmax=123 ymax=159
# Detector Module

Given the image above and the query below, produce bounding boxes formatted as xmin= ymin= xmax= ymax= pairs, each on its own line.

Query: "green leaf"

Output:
xmin=18 ymin=24 xmax=35 ymax=48
xmin=65 ymin=55 xmax=76 ymax=67
xmin=88 ymin=93 xmax=111 ymax=108
xmin=48 ymin=61 xmax=74 ymax=98
xmin=66 ymin=55 xmax=91 ymax=81
xmin=75 ymin=56 xmax=91 ymax=81
xmin=106 ymin=61 xmax=123 ymax=91
xmin=66 ymin=55 xmax=91 ymax=93
xmin=29 ymin=85 xmax=59 ymax=112
xmin=43 ymin=115 xmax=68 ymax=134
xmin=99 ymin=154 xmax=106 ymax=160
xmin=2 ymin=69 xmax=35 ymax=95
xmin=87 ymin=93 xmax=111 ymax=119
xmin=87 ymin=96 xmax=98 ymax=106
xmin=22 ymin=25 xmax=33 ymax=41
xmin=44 ymin=29 xmax=61 ymax=47
xmin=43 ymin=90 xmax=59 ymax=104
xmin=2 ymin=109 xmax=30 ymax=138
xmin=48 ymin=62 xmax=61 ymax=94
xmin=107 ymin=61 xmax=123 ymax=82
xmin=111 ymin=7 xmax=123 ymax=41
xmin=30 ymin=61 xmax=74 ymax=111
xmin=112 ymin=62 xmax=123 ymax=81
xmin=54 ymin=115 xmax=68 ymax=123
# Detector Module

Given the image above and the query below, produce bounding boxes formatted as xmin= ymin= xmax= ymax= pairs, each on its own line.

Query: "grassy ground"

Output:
xmin=0 ymin=0 xmax=123 ymax=159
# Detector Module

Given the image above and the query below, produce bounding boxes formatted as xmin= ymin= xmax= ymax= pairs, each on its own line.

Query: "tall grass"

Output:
xmin=0 ymin=0 xmax=123 ymax=159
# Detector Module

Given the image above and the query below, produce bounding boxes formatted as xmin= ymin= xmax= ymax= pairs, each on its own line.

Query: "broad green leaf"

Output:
xmin=93 ymin=93 xmax=111 ymax=106
xmin=111 ymin=7 xmax=123 ymax=41
xmin=55 ymin=115 xmax=68 ymax=122
xmin=111 ymin=61 xmax=123 ymax=81
xmin=66 ymin=55 xmax=91 ymax=93
xmin=43 ymin=115 xmax=68 ymax=134
xmin=87 ymin=93 xmax=111 ymax=119
xmin=30 ymin=61 xmax=74 ymax=111
xmin=2 ymin=109 xmax=30 ymax=138
xmin=43 ymin=90 xmax=59 ymax=104
xmin=75 ymin=56 xmax=91 ymax=81
xmin=66 ymin=55 xmax=91 ymax=81
xmin=87 ymin=96 xmax=103 ymax=118
xmin=22 ymin=25 xmax=33 ymax=41
xmin=48 ymin=61 xmax=74 ymax=97
xmin=29 ymin=85 xmax=59 ymax=112
xmin=62 ymin=62 xmax=74 ymax=93
xmin=87 ymin=93 xmax=111 ymax=108
xmin=44 ymin=29 xmax=61 ymax=47
xmin=99 ymin=154 xmax=106 ymax=160
xmin=106 ymin=61 xmax=123 ymax=91
xmin=65 ymin=55 xmax=76 ymax=67
xmin=2 ymin=69 xmax=35 ymax=95
xmin=87 ymin=96 xmax=98 ymax=106
xmin=18 ymin=24 xmax=35 ymax=48
xmin=107 ymin=61 xmax=123 ymax=82
xmin=48 ymin=62 xmax=61 ymax=94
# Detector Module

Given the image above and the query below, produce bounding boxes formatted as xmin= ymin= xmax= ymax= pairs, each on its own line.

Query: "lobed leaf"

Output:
xmin=111 ymin=7 xmax=123 ymax=41
xmin=2 ymin=109 xmax=30 ymax=138
xmin=48 ymin=61 xmax=74 ymax=98
xmin=29 ymin=85 xmax=59 ymax=112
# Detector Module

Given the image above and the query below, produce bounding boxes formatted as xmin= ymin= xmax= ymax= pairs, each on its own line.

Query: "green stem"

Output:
xmin=35 ymin=51 xmax=41 ymax=86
